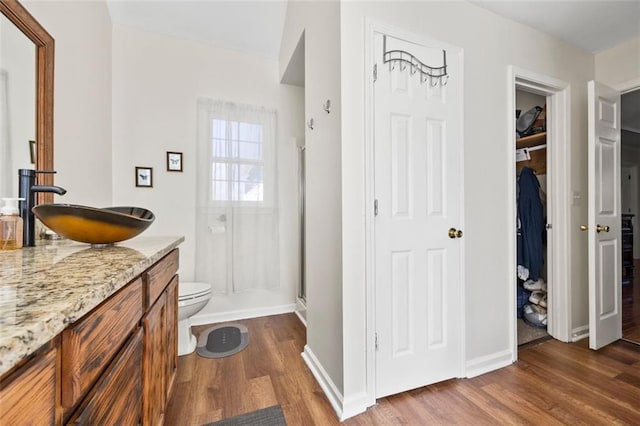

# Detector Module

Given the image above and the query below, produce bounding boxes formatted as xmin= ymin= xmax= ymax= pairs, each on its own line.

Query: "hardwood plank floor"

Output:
xmin=165 ymin=314 xmax=640 ymax=425
xmin=622 ymin=260 xmax=640 ymax=342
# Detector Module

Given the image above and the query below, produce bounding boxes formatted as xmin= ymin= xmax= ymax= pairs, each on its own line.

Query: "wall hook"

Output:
xmin=322 ymin=99 xmax=331 ymax=114
xmin=307 ymin=118 xmax=315 ymax=130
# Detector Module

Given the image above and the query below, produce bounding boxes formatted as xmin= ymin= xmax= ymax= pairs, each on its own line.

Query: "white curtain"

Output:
xmin=196 ymin=98 xmax=280 ymax=294
xmin=0 ymin=69 xmax=12 ymax=198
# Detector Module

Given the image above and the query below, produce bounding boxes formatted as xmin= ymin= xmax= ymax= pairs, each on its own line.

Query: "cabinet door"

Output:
xmin=0 ymin=346 xmax=57 ymax=426
xmin=67 ymin=329 xmax=143 ymax=425
xmin=143 ymin=292 xmax=167 ymax=426
xmin=165 ymin=275 xmax=178 ymax=399
xmin=61 ymin=278 xmax=142 ymax=410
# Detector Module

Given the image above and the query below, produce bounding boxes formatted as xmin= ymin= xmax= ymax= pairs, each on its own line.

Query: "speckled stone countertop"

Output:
xmin=0 ymin=236 xmax=184 ymax=377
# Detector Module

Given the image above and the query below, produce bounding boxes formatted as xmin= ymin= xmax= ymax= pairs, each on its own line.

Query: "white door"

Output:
xmin=587 ymin=80 xmax=622 ymax=350
xmin=374 ymin=32 xmax=463 ymax=398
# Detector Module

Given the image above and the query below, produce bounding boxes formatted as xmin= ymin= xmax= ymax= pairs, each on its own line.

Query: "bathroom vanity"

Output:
xmin=0 ymin=236 xmax=183 ymax=425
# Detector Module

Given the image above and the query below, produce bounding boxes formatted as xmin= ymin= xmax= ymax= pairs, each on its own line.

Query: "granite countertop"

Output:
xmin=0 ymin=236 xmax=184 ymax=377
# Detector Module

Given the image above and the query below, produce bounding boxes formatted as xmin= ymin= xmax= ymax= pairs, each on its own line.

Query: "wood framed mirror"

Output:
xmin=0 ymin=0 xmax=54 ymax=202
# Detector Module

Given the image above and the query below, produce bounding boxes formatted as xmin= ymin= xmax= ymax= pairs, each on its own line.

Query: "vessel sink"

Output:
xmin=32 ymin=204 xmax=155 ymax=245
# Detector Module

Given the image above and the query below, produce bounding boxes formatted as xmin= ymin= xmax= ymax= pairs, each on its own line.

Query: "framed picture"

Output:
xmin=166 ymin=151 xmax=183 ymax=172
xmin=135 ymin=166 xmax=153 ymax=187
xmin=29 ymin=140 xmax=36 ymax=164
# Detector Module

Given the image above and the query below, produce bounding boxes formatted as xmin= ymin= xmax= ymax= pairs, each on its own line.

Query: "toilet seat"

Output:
xmin=179 ymin=282 xmax=212 ymax=301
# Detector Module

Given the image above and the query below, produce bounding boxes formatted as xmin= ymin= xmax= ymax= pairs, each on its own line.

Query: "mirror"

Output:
xmin=0 ymin=0 xmax=53 ymax=202
xmin=1 ymin=12 xmax=36 ymax=196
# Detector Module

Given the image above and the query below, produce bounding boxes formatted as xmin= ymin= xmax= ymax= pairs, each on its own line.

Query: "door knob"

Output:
xmin=596 ymin=224 xmax=610 ymax=233
xmin=448 ymin=228 xmax=463 ymax=239
xmin=580 ymin=225 xmax=588 ymax=231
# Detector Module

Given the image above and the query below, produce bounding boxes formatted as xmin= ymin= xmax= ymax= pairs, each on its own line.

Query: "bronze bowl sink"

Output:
xmin=32 ymin=204 xmax=155 ymax=246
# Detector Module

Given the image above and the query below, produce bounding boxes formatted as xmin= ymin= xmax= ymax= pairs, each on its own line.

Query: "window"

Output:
xmin=211 ymin=119 xmax=265 ymax=202
xmin=198 ymin=100 xmax=276 ymax=206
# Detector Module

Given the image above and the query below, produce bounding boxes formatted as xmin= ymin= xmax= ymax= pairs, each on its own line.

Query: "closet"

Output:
xmin=515 ymin=90 xmax=549 ymax=345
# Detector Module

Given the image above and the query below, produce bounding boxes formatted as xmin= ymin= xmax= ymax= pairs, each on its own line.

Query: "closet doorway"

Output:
xmin=620 ymin=87 xmax=640 ymax=344
xmin=515 ymin=89 xmax=550 ymax=345
xmin=508 ymin=67 xmax=571 ymax=359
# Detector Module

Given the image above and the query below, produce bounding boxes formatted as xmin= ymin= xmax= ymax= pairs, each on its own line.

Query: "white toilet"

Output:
xmin=177 ymin=282 xmax=212 ymax=356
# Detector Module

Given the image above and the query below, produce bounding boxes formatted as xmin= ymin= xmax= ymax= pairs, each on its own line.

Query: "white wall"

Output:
xmin=112 ymin=24 xmax=304 ymax=320
xmin=595 ymin=37 xmax=640 ymax=88
xmin=280 ymin=0 xmax=344 ymax=399
xmin=24 ymin=1 xmax=112 ymax=206
xmin=337 ymin=1 xmax=594 ymax=415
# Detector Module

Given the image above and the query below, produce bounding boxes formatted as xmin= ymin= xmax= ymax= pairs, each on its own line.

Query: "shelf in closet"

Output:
xmin=516 ymin=132 xmax=547 ymax=175
xmin=516 ymin=132 xmax=546 ymax=149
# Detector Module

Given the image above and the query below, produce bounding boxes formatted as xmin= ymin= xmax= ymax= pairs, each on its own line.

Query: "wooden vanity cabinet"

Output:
xmin=0 ymin=342 xmax=59 ymax=426
xmin=142 ymin=249 xmax=179 ymax=426
xmin=0 ymin=247 xmax=180 ymax=426
xmin=61 ymin=277 xmax=143 ymax=413
xmin=165 ymin=275 xmax=178 ymax=398
xmin=66 ymin=329 xmax=143 ymax=425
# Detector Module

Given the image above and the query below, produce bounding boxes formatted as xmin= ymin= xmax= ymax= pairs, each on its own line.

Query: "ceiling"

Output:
xmin=106 ymin=1 xmax=640 ymax=58
xmin=106 ymin=1 xmax=288 ymax=58
xmin=471 ymin=1 xmax=640 ymax=53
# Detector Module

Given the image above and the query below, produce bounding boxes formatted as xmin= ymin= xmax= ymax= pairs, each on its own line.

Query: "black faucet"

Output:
xmin=18 ymin=169 xmax=67 ymax=247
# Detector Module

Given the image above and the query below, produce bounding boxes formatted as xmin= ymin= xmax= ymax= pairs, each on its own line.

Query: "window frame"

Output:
xmin=208 ymin=115 xmax=275 ymax=207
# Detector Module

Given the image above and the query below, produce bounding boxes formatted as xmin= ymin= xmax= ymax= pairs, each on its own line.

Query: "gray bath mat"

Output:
xmin=196 ymin=323 xmax=249 ymax=358
xmin=205 ymin=405 xmax=287 ymax=426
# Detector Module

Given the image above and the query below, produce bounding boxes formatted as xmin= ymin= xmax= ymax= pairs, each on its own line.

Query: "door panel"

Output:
xmin=374 ymin=32 xmax=463 ymax=397
xmin=588 ymin=80 xmax=622 ymax=350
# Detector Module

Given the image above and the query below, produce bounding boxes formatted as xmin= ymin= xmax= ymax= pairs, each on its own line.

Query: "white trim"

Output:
xmin=341 ymin=392 xmax=370 ymax=421
xmin=507 ymin=66 xmax=572 ymax=362
xmin=364 ymin=18 xmax=465 ymax=404
xmin=615 ymin=77 xmax=640 ymax=93
xmin=295 ymin=297 xmax=307 ymax=327
xmin=571 ymin=325 xmax=589 ymax=342
xmin=301 ymin=345 xmax=346 ymax=420
xmin=364 ymin=17 xmax=377 ymax=410
xmin=465 ymin=349 xmax=513 ymax=378
xmin=190 ymin=303 xmax=296 ymax=326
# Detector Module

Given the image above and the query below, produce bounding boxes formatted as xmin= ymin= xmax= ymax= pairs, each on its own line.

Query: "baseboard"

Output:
xmin=190 ymin=303 xmax=296 ymax=326
xmin=465 ymin=349 xmax=513 ymax=378
xmin=294 ymin=309 xmax=307 ymax=327
xmin=301 ymin=345 xmax=345 ymax=420
xmin=295 ymin=297 xmax=307 ymax=327
xmin=341 ymin=391 xmax=371 ymax=421
xmin=571 ymin=325 xmax=589 ymax=342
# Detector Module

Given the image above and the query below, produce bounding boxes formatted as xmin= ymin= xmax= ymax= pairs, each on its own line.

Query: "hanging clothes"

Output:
xmin=517 ymin=167 xmax=545 ymax=281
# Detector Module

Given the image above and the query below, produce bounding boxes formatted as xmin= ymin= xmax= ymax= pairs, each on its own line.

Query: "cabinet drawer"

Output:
xmin=0 ymin=346 xmax=57 ymax=426
xmin=145 ymin=249 xmax=178 ymax=309
xmin=61 ymin=278 xmax=143 ymax=410
xmin=67 ymin=328 xmax=143 ymax=425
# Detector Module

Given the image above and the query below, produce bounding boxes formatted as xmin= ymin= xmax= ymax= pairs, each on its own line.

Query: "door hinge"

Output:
xmin=373 ymin=63 xmax=378 ymax=82
xmin=375 ymin=332 xmax=379 ymax=351
xmin=374 ymin=199 xmax=379 ymax=216
xmin=546 ymin=223 xmax=552 ymax=230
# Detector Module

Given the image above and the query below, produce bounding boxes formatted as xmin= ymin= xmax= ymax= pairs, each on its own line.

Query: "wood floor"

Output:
xmin=165 ymin=314 xmax=640 ymax=425
xmin=622 ymin=260 xmax=640 ymax=342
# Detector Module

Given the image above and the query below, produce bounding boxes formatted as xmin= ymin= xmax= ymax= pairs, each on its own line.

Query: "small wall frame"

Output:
xmin=135 ymin=166 xmax=153 ymax=187
xmin=166 ymin=151 xmax=183 ymax=172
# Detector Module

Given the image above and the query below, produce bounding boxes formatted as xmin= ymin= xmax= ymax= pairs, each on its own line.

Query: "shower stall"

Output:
xmin=297 ymin=139 xmax=307 ymax=320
